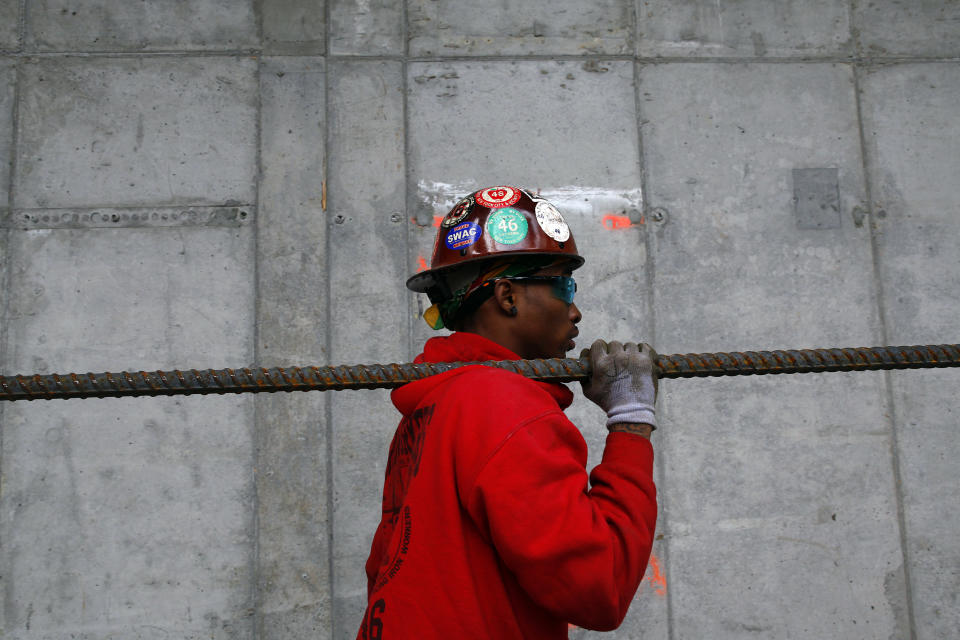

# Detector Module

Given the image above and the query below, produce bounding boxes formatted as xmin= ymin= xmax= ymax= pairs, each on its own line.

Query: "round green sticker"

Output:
xmin=486 ymin=208 xmax=528 ymax=245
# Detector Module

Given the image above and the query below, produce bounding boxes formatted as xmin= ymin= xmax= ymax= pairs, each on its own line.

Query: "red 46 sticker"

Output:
xmin=476 ymin=186 xmax=521 ymax=208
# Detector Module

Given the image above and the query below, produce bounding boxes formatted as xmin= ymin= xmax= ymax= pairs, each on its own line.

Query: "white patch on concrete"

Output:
xmin=416 ymin=180 xmax=643 ymax=218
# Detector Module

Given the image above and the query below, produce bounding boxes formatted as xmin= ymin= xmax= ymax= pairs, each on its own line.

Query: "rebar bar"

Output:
xmin=0 ymin=344 xmax=957 ymax=402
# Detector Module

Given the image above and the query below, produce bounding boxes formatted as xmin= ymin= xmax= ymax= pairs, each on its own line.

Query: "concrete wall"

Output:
xmin=1 ymin=1 xmax=957 ymax=638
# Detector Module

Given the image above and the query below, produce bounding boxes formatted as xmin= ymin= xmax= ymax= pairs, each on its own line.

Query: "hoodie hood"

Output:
xmin=391 ymin=332 xmax=574 ymax=416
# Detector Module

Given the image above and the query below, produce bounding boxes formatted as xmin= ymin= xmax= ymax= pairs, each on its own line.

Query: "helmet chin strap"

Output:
xmin=426 ymin=256 xmax=555 ymax=330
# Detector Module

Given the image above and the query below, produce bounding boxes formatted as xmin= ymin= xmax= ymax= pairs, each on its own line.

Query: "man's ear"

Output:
xmin=492 ymin=279 xmax=518 ymax=315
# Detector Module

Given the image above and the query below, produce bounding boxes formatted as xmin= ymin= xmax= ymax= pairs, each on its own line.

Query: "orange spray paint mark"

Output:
xmin=602 ymin=214 xmax=643 ymax=230
xmin=644 ymin=553 xmax=667 ymax=596
xmin=566 ymin=554 xmax=665 ymax=633
xmin=416 ymin=255 xmax=428 ymax=272
xmin=408 ymin=215 xmax=445 ymax=228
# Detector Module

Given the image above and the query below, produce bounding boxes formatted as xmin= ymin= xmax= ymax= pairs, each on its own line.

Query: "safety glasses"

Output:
xmin=504 ymin=275 xmax=577 ymax=304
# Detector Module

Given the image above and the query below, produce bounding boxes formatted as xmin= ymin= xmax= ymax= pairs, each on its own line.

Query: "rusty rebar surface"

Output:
xmin=0 ymin=344 xmax=957 ymax=402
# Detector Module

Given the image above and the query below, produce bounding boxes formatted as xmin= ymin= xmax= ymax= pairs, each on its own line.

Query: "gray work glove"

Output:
xmin=581 ymin=340 xmax=659 ymax=429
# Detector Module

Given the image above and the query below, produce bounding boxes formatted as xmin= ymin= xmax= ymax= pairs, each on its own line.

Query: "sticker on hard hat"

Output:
xmin=441 ymin=195 xmax=474 ymax=228
xmin=476 ymin=186 xmax=521 ymax=209
xmin=445 ymin=221 xmax=482 ymax=250
xmin=534 ymin=200 xmax=570 ymax=242
xmin=486 ymin=208 xmax=528 ymax=245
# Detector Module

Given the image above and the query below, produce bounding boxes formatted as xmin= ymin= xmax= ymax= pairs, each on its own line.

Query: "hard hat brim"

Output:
xmin=406 ymin=251 xmax=585 ymax=294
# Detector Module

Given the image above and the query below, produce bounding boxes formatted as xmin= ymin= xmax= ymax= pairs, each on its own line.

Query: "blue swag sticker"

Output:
xmin=445 ymin=221 xmax=482 ymax=250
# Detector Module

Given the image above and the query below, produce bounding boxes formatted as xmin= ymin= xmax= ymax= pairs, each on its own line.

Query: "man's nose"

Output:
xmin=569 ymin=302 xmax=582 ymax=324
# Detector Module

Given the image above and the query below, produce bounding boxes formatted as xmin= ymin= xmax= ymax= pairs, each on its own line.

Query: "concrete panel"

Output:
xmin=855 ymin=1 xmax=960 ymax=57
xmin=407 ymin=60 xmax=640 ymax=200
xmin=641 ymin=63 xmax=905 ymax=637
xmin=261 ymin=0 xmax=326 ymax=55
xmin=637 ymin=0 xmax=852 ymax=58
xmin=255 ymin=56 xmax=330 ymax=638
xmin=408 ymin=0 xmax=633 ymax=56
xmin=1 ymin=225 xmax=255 ymax=637
xmin=15 ymin=56 xmax=257 ymax=209
xmin=859 ymin=63 xmax=960 ymax=640
xmin=0 ymin=59 xmax=12 ymax=206
xmin=408 ymin=62 xmax=636 ymax=347
xmin=256 ymin=56 xmax=328 ymax=371
xmin=330 ymin=0 xmax=403 ymax=55
xmin=0 ymin=230 xmax=6 ymax=637
xmin=0 ymin=229 xmax=6 ymax=315
xmin=25 ymin=0 xmax=256 ymax=51
xmin=407 ymin=59 xmax=647 ymax=351
xmin=0 ymin=59 xmax=13 ymax=638
xmin=643 ymin=63 xmax=875 ymax=351
xmin=5 ymin=227 xmax=253 ymax=372
xmin=661 ymin=373 xmax=907 ymax=638
xmin=890 ymin=367 xmax=960 ymax=640
xmin=859 ymin=65 xmax=960 ymax=344
xmin=407 ymin=59 xmax=669 ymax=638
xmin=0 ymin=0 xmax=18 ymax=50
xmin=325 ymin=59 xmax=407 ymax=638
xmin=2 ymin=395 xmax=255 ymax=639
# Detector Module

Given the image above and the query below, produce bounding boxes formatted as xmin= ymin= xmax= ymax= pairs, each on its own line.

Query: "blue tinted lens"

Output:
xmin=551 ymin=276 xmax=576 ymax=304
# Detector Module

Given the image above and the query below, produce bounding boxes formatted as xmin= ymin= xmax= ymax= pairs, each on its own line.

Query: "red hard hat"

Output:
xmin=406 ymin=186 xmax=584 ymax=299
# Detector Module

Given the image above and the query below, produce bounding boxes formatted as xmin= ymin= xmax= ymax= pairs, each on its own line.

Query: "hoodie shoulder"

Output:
xmin=392 ymin=332 xmax=574 ymax=416
xmin=438 ymin=366 xmax=569 ymax=421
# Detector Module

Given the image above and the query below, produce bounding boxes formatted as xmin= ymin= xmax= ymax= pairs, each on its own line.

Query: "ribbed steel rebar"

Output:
xmin=0 ymin=344 xmax=957 ymax=402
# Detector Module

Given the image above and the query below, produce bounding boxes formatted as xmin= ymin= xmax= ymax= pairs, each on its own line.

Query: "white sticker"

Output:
xmin=535 ymin=200 xmax=570 ymax=242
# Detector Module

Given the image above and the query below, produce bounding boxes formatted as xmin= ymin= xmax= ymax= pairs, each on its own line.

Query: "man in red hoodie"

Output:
xmin=357 ymin=186 xmax=658 ymax=639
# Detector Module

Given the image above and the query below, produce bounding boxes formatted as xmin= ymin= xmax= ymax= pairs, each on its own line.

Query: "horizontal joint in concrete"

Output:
xmin=1 ymin=205 xmax=255 ymax=229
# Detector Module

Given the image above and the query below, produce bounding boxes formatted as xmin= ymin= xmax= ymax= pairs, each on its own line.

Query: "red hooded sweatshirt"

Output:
xmin=356 ymin=332 xmax=657 ymax=639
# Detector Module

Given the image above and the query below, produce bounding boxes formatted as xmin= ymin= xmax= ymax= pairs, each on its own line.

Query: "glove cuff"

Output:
xmin=605 ymin=403 xmax=656 ymax=430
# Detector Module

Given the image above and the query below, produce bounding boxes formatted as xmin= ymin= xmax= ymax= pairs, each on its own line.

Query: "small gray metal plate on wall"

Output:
xmin=793 ymin=168 xmax=840 ymax=229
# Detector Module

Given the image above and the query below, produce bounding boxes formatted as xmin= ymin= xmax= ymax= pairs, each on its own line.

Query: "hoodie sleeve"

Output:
xmin=463 ymin=415 xmax=657 ymax=631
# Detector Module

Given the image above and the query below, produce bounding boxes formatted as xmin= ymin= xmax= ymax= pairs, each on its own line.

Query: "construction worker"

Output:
xmin=357 ymin=186 xmax=658 ymax=639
